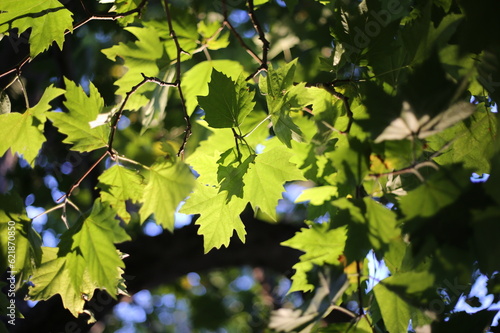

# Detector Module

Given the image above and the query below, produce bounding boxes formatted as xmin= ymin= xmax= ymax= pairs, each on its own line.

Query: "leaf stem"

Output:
xmin=116 ymin=155 xmax=150 ymax=170
xmin=243 ymin=114 xmax=271 ymax=138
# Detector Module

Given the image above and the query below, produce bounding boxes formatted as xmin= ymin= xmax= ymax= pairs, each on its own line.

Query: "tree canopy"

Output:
xmin=0 ymin=0 xmax=500 ymax=332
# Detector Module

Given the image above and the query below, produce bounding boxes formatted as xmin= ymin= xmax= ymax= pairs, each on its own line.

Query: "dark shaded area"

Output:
xmin=9 ymin=215 xmax=302 ymax=332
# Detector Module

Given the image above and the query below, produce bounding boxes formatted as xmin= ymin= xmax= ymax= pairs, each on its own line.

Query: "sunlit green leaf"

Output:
xmin=243 ymin=146 xmax=305 ymax=220
xmin=180 ymin=183 xmax=247 ymax=253
xmin=97 ymin=164 xmax=145 ymax=223
xmin=0 ymin=85 xmax=64 ymax=166
xmin=48 ymin=78 xmax=109 ymax=152
xmin=139 ymin=159 xmax=195 ymax=231
xmin=0 ymin=0 xmax=73 ymax=57
xmin=282 ymin=224 xmax=346 ymax=292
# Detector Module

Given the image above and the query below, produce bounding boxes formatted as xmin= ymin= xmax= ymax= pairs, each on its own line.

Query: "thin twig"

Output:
xmin=369 ymin=160 xmax=438 ymax=180
xmin=221 ymin=0 xmax=263 ymax=69
xmin=246 ymin=0 xmax=270 ymax=80
xmin=31 ymin=202 xmax=65 ymax=220
xmin=321 ymin=82 xmax=354 ymax=133
xmin=116 ymin=154 xmax=150 ymax=170
xmin=163 ymin=0 xmax=192 ymax=157
xmin=107 ymin=74 xmax=153 ymax=157
xmin=243 ymin=114 xmax=271 ymax=138
xmin=231 ymin=128 xmax=242 ymax=161
xmin=57 ymin=151 xmax=108 ymax=202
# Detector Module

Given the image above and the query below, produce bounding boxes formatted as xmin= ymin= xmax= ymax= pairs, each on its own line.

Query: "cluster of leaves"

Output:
xmin=1 ymin=0 xmax=500 ymax=331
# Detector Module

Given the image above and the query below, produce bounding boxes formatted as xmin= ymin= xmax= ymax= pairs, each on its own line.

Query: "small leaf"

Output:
xmin=198 ymin=70 xmax=255 ymax=128
xmin=180 ymin=183 xmax=247 ymax=253
xmin=243 ymin=146 xmax=305 ymax=220
xmin=102 ymin=26 xmax=163 ymax=109
xmin=58 ymin=199 xmax=130 ymax=295
xmin=0 ymin=85 xmax=64 ymax=166
xmin=97 ymin=164 xmax=145 ymax=223
xmin=139 ymin=160 xmax=195 ymax=231
xmin=182 ymin=60 xmax=245 ymax=115
xmin=48 ymin=78 xmax=109 ymax=152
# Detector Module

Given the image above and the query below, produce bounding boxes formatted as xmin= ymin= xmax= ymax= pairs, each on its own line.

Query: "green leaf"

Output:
xmin=102 ymin=26 xmax=163 ymax=109
xmin=399 ymin=168 xmax=468 ymax=220
xmin=282 ymin=224 xmax=347 ymax=292
xmin=0 ymin=193 xmax=42 ymax=286
xmin=259 ymin=59 xmax=297 ymax=99
xmin=0 ymin=0 xmax=73 ymax=57
xmin=243 ymin=146 xmax=305 ymax=220
xmin=328 ymin=137 xmax=370 ymax=190
xmin=198 ymin=70 xmax=255 ymax=128
xmin=0 ymin=85 xmax=64 ymax=166
xmin=271 ymin=112 xmax=304 ymax=148
xmin=29 ymin=247 xmax=90 ymax=317
xmin=295 ymin=186 xmax=338 ymax=205
xmin=182 ymin=60 xmax=245 ymax=115
xmin=180 ymin=183 xmax=247 ymax=253
xmin=363 ymin=197 xmax=399 ymax=251
xmin=186 ymin=125 xmax=235 ymax=186
xmin=217 ymin=148 xmax=254 ymax=200
xmin=198 ymin=20 xmax=230 ymax=50
xmin=373 ymin=279 xmax=412 ymax=333
xmin=48 ymin=78 xmax=109 ymax=152
xmin=427 ymin=103 xmax=497 ymax=174
xmin=111 ymin=0 xmax=143 ymax=25
xmin=139 ymin=160 xmax=195 ymax=231
xmin=97 ymin=164 xmax=145 ymax=223
xmin=0 ymin=220 xmax=42 ymax=288
xmin=59 ymin=199 xmax=130 ymax=296
xmin=259 ymin=61 xmax=314 ymax=147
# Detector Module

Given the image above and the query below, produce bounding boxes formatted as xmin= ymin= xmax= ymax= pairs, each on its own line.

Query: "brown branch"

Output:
xmin=57 ymin=151 xmax=108 ymax=202
xmin=368 ymin=160 xmax=438 ymax=181
xmin=246 ymin=0 xmax=270 ymax=80
xmin=221 ymin=0 xmax=263 ymax=78
xmin=107 ymin=74 xmax=151 ymax=156
xmin=58 ymin=72 xmax=172 ymax=202
xmin=0 ymin=0 xmax=148 ymax=80
xmin=163 ymin=0 xmax=192 ymax=157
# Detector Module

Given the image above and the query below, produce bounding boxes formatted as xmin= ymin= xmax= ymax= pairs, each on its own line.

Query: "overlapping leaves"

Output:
xmin=0 ymin=0 xmax=73 ymax=57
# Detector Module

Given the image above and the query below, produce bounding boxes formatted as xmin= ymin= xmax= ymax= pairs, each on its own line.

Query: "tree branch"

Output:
xmin=221 ymin=0 xmax=264 ymax=75
xmin=162 ymin=0 xmax=192 ymax=157
xmin=246 ymin=0 xmax=270 ymax=80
